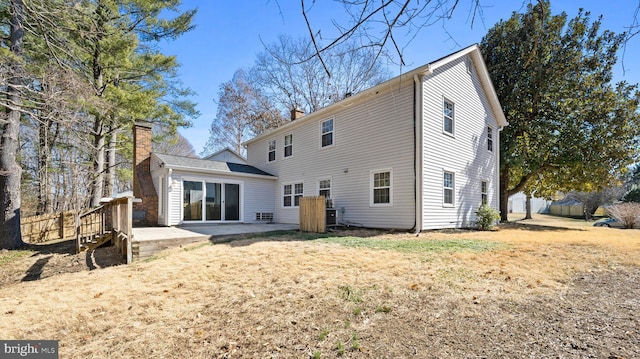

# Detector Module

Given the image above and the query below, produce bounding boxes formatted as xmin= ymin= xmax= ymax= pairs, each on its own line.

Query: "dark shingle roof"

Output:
xmin=153 ymin=153 xmax=274 ymax=177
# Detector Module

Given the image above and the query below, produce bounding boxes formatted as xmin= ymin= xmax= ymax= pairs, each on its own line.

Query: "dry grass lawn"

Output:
xmin=0 ymin=214 xmax=639 ymax=358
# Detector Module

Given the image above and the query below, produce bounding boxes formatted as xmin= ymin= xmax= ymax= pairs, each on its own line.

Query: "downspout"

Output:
xmin=413 ymin=73 xmax=426 ymax=234
xmin=496 ymin=126 xmax=504 ymax=220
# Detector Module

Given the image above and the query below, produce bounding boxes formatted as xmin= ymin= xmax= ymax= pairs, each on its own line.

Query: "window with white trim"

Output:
xmin=319 ymin=179 xmax=331 ymax=199
xmin=481 ymin=181 xmax=488 ymax=205
xmin=443 ymin=171 xmax=454 ymax=205
xmin=268 ymin=139 xmax=276 ymax=162
xmin=321 ymin=119 xmax=334 ymax=147
xmin=283 ymin=182 xmax=303 ymax=207
xmin=284 ymin=134 xmax=293 ymax=157
xmin=371 ymin=170 xmax=392 ymax=205
xmin=487 ymin=127 xmax=493 ymax=152
xmin=443 ymin=99 xmax=454 ymax=135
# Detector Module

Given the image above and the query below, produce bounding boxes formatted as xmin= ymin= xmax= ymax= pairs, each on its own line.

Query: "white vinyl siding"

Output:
xmin=421 ymin=55 xmax=500 ymax=229
xmin=161 ymin=169 xmax=276 ymax=225
xmin=246 ymin=78 xmax=416 ymax=228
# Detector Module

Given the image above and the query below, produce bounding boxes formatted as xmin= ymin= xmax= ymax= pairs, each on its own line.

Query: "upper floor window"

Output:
xmin=443 ymin=171 xmax=455 ymax=206
xmin=284 ymin=134 xmax=293 ymax=157
xmin=481 ymin=181 xmax=488 ymax=205
xmin=319 ymin=179 xmax=331 ymax=199
xmin=443 ymin=99 xmax=454 ymax=135
xmin=268 ymin=139 xmax=276 ymax=162
xmin=371 ymin=170 xmax=392 ymax=206
xmin=321 ymin=119 xmax=334 ymax=147
xmin=487 ymin=127 xmax=493 ymax=152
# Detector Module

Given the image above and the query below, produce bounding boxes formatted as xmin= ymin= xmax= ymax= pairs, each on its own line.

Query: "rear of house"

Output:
xmin=245 ymin=44 xmax=507 ymax=230
xmin=135 ymin=44 xmax=506 ymax=230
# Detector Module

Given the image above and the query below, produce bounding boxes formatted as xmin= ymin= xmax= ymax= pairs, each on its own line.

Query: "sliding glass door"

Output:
xmin=183 ymin=179 xmax=241 ymax=222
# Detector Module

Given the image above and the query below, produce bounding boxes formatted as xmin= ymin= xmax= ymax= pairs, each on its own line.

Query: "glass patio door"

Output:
xmin=224 ymin=183 xmax=240 ymax=221
xmin=183 ymin=180 xmax=240 ymax=222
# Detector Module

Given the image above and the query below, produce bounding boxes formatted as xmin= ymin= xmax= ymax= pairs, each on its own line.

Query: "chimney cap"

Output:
xmin=134 ymin=120 xmax=153 ymax=129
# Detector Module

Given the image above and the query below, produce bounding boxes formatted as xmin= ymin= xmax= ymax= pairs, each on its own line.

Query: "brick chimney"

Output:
xmin=132 ymin=121 xmax=158 ymax=226
xmin=290 ymin=108 xmax=304 ymax=121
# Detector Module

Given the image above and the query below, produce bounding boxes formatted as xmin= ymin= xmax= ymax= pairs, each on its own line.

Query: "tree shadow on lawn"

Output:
xmin=214 ymin=228 xmax=391 ymax=248
xmin=500 ymin=221 xmax=587 ymax=232
xmin=17 ymin=239 xmax=124 ymax=283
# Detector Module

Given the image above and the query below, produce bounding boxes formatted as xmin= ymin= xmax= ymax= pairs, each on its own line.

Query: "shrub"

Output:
xmin=475 ymin=205 xmax=500 ymax=231
xmin=607 ymin=202 xmax=640 ymax=229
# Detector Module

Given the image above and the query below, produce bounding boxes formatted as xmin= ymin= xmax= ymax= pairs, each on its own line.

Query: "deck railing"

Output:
xmin=76 ymin=197 xmax=134 ymax=264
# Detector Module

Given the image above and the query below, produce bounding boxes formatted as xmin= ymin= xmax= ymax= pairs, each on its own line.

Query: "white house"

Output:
xmin=134 ymin=44 xmax=508 ymax=230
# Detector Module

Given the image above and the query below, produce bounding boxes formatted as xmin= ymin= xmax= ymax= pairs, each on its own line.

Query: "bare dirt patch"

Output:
xmin=0 ymin=214 xmax=638 ymax=358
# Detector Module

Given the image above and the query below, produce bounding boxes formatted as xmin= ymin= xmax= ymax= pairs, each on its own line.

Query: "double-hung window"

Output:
xmin=481 ymin=181 xmax=488 ymax=205
xmin=487 ymin=127 xmax=493 ymax=152
xmin=443 ymin=171 xmax=455 ymax=206
xmin=268 ymin=139 xmax=276 ymax=162
xmin=371 ymin=170 xmax=392 ymax=205
xmin=319 ymin=179 xmax=331 ymax=199
xmin=443 ymin=99 xmax=454 ymax=135
xmin=284 ymin=134 xmax=293 ymax=157
xmin=283 ymin=182 xmax=303 ymax=207
xmin=321 ymin=119 xmax=334 ymax=147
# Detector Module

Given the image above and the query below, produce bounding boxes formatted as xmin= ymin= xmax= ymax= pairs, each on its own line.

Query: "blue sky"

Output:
xmin=159 ymin=0 xmax=640 ymax=155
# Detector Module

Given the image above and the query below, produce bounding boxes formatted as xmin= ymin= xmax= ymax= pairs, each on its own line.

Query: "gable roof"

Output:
xmin=203 ymin=147 xmax=247 ymax=164
xmin=153 ymin=153 xmax=275 ymax=179
xmin=244 ymin=44 xmax=508 ymax=146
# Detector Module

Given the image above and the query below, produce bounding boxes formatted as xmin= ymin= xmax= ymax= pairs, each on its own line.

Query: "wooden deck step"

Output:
xmin=80 ymin=232 xmax=112 ymax=252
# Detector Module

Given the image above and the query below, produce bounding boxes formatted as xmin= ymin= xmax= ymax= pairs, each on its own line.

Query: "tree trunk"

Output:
xmin=525 ymin=192 xmax=532 ymax=219
xmin=91 ymin=118 xmax=105 ymax=207
xmin=0 ymin=0 xmax=26 ymax=249
xmin=37 ymin=119 xmax=54 ymax=214
xmin=499 ymin=166 xmax=510 ymax=222
xmin=105 ymin=127 xmax=117 ymax=198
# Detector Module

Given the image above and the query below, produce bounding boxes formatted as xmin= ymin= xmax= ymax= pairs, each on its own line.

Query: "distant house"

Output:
xmin=508 ymin=192 xmax=551 ymax=214
xmin=133 ymin=44 xmax=508 ymax=230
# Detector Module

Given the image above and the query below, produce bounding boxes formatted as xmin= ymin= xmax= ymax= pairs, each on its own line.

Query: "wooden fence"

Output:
xmin=549 ymin=204 xmax=584 ymax=217
xmin=300 ymin=196 xmax=326 ymax=233
xmin=21 ymin=211 xmax=76 ymax=243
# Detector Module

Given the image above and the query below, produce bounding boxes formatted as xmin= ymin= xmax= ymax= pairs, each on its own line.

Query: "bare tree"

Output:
xmin=152 ymin=125 xmax=198 ymax=158
xmin=253 ymin=36 xmax=389 ymax=113
xmin=299 ymin=0 xmax=487 ymax=75
xmin=203 ymin=69 xmax=285 ymax=157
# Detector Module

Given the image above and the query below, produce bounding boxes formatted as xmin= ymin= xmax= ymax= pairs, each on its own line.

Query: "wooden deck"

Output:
xmin=131 ymin=223 xmax=299 ymax=261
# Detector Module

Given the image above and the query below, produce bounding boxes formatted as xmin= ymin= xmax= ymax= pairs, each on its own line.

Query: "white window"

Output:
xmin=159 ymin=176 xmax=165 ymax=216
xmin=443 ymin=171 xmax=455 ymax=206
xmin=283 ymin=182 xmax=303 ymax=207
xmin=371 ymin=170 xmax=392 ymax=206
xmin=487 ymin=127 xmax=493 ymax=152
xmin=443 ymin=99 xmax=454 ymax=135
xmin=319 ymin=178 xmax=331 ymax=199
xmin=284 ymin=134 xmax=293 ymax=157
xmin=321 ymin=119 xmax=334 ymax=147
xmin=481 ymin=181 xmax=488 ymax=205
xmin=268 ymin=139 xmax=276 ymax=162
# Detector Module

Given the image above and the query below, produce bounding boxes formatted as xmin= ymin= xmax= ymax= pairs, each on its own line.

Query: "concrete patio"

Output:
xmin=130 ymin=223 xmax=299 ymax=260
